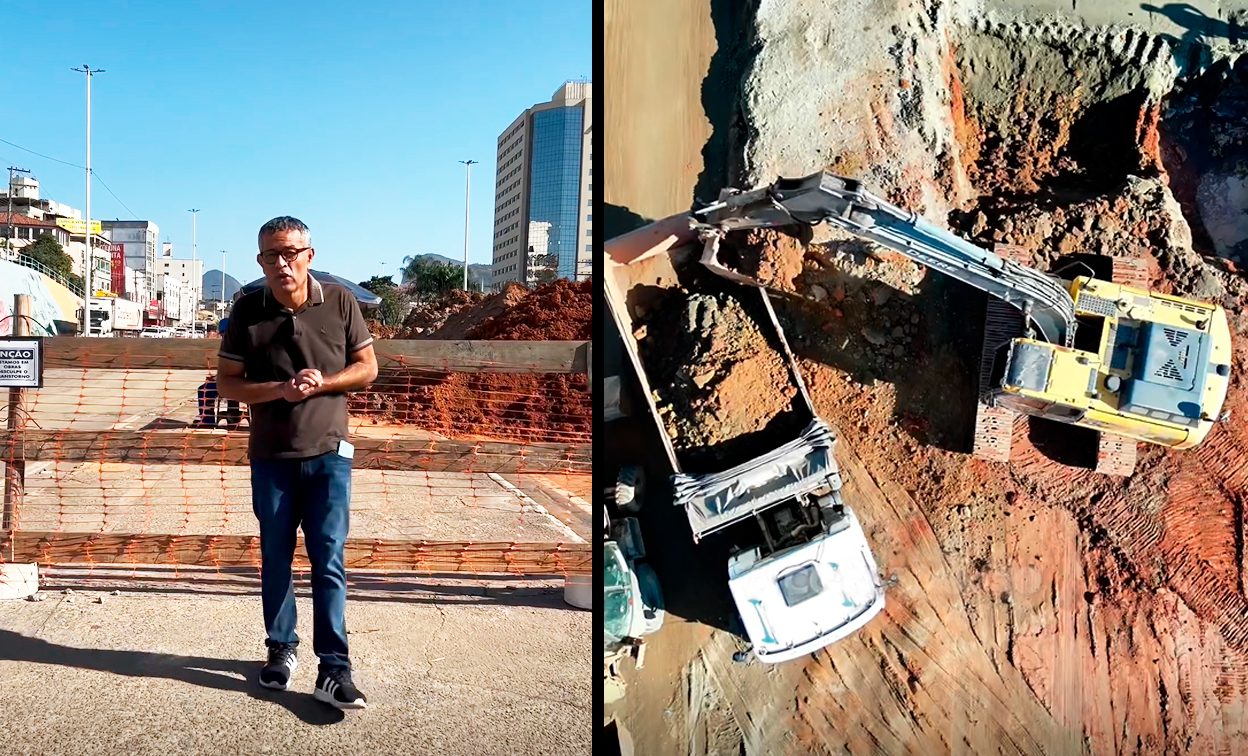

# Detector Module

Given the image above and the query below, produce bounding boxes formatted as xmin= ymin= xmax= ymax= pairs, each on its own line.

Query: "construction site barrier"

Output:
xmin=0 ymin=327 xmax=591 ymax=578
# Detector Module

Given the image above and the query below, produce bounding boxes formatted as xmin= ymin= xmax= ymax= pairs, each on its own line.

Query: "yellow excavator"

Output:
xmin=694 ymin=171 xmax=1233 ymax=475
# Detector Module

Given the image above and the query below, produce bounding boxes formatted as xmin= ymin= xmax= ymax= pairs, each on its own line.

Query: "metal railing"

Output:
xmin=8 ymin=252 xmax=86 ymax=296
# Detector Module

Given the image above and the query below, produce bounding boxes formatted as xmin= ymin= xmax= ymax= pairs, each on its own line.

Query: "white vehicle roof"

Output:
xmin=673 ymin=420 xmax=839 ymax=541
xmin=729 ymin=511 xmax=884 ymax=663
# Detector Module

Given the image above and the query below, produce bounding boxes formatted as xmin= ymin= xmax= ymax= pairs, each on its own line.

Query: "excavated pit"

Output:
xmin=1160 ymin=55 xmax=1248 ymax=267
xmin=679 ymin=6 xmax=1248 ymax=753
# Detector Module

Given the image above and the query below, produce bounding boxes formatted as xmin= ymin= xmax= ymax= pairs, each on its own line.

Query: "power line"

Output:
xmin=0 ymin=137 xmax=83 ymax=169
xmin=92 ymin=173 xmax=139 ymax=219
xmin=0 ymin=136 xmax=140 ymax=219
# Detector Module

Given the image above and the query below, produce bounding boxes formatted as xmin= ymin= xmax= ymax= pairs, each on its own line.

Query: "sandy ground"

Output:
xmin=603 ymin=1 xmax=732 ymax=752
xmin=604 ymin=0 xmax=717 ymax=226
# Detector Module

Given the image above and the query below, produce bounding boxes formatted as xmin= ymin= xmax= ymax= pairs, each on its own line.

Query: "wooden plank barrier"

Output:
xmin=0 ymin=429 xmax=591 ymax=474
xmin=0 ymin=336 xmax=593 ymax=574
xmin=43 ymin=338 xmax=590 ymax=374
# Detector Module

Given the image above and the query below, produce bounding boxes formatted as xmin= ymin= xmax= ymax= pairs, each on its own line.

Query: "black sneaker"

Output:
xmin=259 ymin=644 xmax=298 ymax=690
xmin=313 ymin=667 xmax=367 ymax=710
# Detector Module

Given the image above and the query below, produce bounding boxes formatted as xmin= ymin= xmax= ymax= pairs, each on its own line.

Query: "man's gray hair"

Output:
xmin=257 ymin=216 xmax=311 ymax=248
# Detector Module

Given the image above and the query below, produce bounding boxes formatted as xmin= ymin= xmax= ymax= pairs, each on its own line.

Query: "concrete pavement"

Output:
xmin=0 ymin=574 xmax=590 ymax=755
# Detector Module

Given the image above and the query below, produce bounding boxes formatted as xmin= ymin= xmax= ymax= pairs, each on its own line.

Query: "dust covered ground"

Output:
xmin=608 ymin=0 xmax=1248 ymax=753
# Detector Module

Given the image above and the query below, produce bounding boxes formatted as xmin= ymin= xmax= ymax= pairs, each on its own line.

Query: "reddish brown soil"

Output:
xmin=354 ymin=280 xmax=592 ymax=444
xmin=776 ymin=112 xmax=1248 ymax=756
xmin=354 ymin=370 xmax=590 ymax=444
xmin=466 ymin=279 xmax=592 ymax=340
xmin=720 ymin=228 xmax=808 ymax=292
xmin=398 ymin=286 xmax=528 ymax=339
xmin=636 ymin=289 xmax=797 ymax=461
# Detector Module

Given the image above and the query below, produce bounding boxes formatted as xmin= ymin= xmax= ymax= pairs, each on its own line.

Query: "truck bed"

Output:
xmin=604 ymin=222 xmax=817 ymax=476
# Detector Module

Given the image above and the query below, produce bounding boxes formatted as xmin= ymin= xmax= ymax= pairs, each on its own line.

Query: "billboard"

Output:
xmin=54 ymin=218 xmax=102 ymax=235
xmin=110 ymin=245 xmax=125 ymax=294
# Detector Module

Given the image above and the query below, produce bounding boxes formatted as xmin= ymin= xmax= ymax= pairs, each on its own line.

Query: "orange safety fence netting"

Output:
xmin=0 ymin=338 xmax=592 ymax=578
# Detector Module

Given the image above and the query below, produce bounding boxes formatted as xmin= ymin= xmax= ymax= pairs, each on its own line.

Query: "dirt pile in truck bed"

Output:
xmin=635 ymin=289 xmax=797 ymax=467
xmin=718 ymin=227 xmax=809 ymax=292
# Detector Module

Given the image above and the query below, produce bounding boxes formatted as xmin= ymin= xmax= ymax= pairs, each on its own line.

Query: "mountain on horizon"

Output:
xmin=202 ymin=269 xmax=242 ymax=302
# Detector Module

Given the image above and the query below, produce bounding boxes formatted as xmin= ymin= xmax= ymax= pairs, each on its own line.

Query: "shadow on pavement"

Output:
xmin=39 ymin=570 xmax=578 ymax=611
xmin=0 ymin=628 xmax=345 ymax=725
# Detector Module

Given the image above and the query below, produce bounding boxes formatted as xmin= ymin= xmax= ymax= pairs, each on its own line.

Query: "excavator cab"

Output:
xmin=985 ymin=277 xmax=1232 ymax=452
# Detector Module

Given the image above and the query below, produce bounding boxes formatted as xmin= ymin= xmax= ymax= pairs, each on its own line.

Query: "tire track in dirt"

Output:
xmin=1004 ymin=497 xmax=1248 ymax=752
xmin=790 ymin=438 xmax=1082 ymax=753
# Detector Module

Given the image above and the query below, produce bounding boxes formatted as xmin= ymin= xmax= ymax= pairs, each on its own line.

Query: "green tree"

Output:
xmin=400 ymin=256 xmax=465 ymax=301
xmin=358 ymin=274 xmax=406 ymax=326
xmin=21 ymin=233 xmax=76 ymax=283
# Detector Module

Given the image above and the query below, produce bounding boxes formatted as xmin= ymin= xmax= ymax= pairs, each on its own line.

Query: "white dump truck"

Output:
xmin=82 ymin=295 xmax=143 ymax=337
xmin=604 ymin=216 xmax=886 ymax=663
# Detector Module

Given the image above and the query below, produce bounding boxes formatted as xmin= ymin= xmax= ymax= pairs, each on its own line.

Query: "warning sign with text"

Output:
xmin=0 ymin=337 xmax=43 ymax=388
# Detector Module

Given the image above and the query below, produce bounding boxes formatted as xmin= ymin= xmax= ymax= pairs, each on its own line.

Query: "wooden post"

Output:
xmin=2 ymin=294 xmax=31 ymax=541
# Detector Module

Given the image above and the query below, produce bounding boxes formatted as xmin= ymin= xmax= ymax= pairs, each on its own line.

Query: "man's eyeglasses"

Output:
xmin=259 ymin=247 xmax=311 ymax=265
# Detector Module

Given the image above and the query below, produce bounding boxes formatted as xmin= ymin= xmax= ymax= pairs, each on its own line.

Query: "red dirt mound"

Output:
xmin=357 ymin=280 xmax=592 ymax=443
xmin=465 ymin=279 xmax=592 ymax=341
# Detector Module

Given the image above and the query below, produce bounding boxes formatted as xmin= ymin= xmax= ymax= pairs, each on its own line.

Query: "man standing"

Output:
xmin=217 ymin=216 xmax=378 ymax=710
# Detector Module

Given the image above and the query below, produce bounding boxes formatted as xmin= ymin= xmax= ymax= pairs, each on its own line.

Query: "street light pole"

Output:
xmin=72 ymin=65 xmax=104 ymax=336
xmin=459 ymin=159 xmax=477 ymax=291
xmin=220 ymin=250 xmax=227 ymax=317
xmin=188 ymin=208 xmax=199 ymax=334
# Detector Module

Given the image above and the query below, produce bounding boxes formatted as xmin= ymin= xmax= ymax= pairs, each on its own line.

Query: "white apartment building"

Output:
xmin=160 ymin=244 xmax=203 ymax=326
xmin=2 ymin=175 xmax=111 ymax=282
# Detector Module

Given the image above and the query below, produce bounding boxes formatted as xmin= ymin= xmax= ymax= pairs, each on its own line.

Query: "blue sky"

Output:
xmin=0 ymin=0 xmax=590 ymax=286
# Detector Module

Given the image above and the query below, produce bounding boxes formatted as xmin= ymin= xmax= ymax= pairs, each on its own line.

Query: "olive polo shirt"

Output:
xmin=219 ymin=276 xmax=374 ymax=460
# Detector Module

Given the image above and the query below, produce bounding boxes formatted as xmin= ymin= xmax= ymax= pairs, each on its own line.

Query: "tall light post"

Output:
xmin=459 ymin=159 xmax=477 ymax=291
xmin=188 ymin=208 xmax=199 ymax=334
xmin=72 ymin=65 xmax=104 ymax=336
xmin=220 ymin=250 xmax=227 ymax=316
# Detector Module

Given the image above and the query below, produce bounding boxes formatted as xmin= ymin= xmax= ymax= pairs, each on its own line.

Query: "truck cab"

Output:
xmin=675 ymin=419 xmax=885 ymax=663
xmin=603 ymin=507 xmax=664 ymax=704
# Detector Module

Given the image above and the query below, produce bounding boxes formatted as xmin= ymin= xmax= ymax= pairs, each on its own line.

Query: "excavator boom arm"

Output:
xmin=699 ymin=171 xmax=1077 ymax=347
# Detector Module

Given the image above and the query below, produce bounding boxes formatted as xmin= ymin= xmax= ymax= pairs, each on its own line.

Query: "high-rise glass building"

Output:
xmin=490 ymin=81 xmax=592 ymax=287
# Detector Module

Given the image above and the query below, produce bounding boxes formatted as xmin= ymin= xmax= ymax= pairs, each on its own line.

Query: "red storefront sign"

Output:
xmin=110 ymin=244 xmax=125 ymax=294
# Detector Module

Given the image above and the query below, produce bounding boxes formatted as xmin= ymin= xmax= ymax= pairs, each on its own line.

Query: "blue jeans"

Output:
xmin=250 ymin=450 xmax=353 ymax=671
